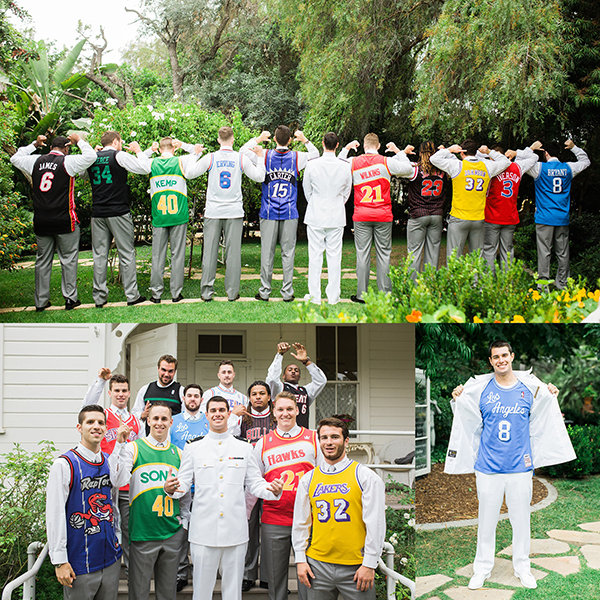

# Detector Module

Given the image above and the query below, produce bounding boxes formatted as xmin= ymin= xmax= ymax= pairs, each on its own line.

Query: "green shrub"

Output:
xmin=542 ymin=425 xmax=600 ymax=478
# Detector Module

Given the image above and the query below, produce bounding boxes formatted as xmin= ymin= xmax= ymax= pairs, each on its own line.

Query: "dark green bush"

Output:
xmin=542 ymin=425 xmax=600 ymax=478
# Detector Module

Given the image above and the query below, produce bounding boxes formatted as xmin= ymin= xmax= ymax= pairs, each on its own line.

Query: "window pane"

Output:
xmin=415 ymin=438 xmax=428 ymax=471
xmin=198 ymin=335 xmax=220 ymax=354
xmin=337 ymin=327 xmax=357 ymax=381
xmin=315 ymin=384 xmax=357 ymax=426
xmin=222 ymin=335 xmax=243 ymax=355
xmin=316 ymin=327 xmax=336 ymax=380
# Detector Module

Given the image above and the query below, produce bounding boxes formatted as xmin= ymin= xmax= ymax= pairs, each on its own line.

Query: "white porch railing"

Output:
xmin=379 ymin=541 xmax=415 ymax=600
xmin=1 ymin=542 xmax=48 ymax=600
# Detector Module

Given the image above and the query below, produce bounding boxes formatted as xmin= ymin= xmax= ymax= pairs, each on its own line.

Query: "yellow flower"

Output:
xmin=562 ymin=292 xmax=571 ymax=303
xmin=531 ymin=290 xmax=541 ymax=301
xmin=473 ymin=316 xmax=483 ymax=323
xmin=511 ymin=315 xmax=526 ymax=323
xmin=552 ymin=310 xmax=560 ymax=323
xmin=578 ymin=301 xmax=584 ymax=308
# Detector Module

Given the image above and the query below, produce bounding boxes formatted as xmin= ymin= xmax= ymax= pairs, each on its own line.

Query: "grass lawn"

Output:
xmin=0 ymin=237 xmax=413 ymax=322
xmin=416 ymin=475 xmax=600 ymax=598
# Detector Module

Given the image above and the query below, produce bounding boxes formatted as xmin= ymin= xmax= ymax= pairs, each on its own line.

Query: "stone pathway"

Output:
xmin=417 ymin=520 xmax=600 ymax=599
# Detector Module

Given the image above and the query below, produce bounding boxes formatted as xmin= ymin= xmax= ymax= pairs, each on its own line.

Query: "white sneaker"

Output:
xmin=468 ymin=573 xmax=488 ymax=589
xmin=515 ymin=570 xmax=537 ymax=589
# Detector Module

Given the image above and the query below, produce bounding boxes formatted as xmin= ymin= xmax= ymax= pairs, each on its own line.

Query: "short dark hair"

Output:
xmin=543 ymin=141 xmax=561 ymax=159
xmin=461 ymin=139 xmax=478 ymax=156
xmin=50 ymin=136 xmax=70 ymax=149
xmin=101 ymin=131 xmax=121 ymax=147
xmin=148 ymin=401 xmax=173 ymax=417
xmin=206 ymin=396 xmax=229 ymax=412
xmin=247 ymin=380 xmax=271 ymax=397
xmin=488 ymin=340 xmax=513 ymax=357
xmin=157 ymin=354 xmax=178 ymax=369
xmin=218 ymin=360 xmax=234 ymax=369
xmin=274 ymin=125 xmax=292 ymax=146
xmin=273 ymin=391 xmax=297 ymax=407
xmin=109 ymin=373 xmax=129 ymax=391
xmin=323 ymin=132 xmax=338 ymax=151
xmin=317 ymin=417 xmax=349 ymax=440
xmin=184 ymin=383 xmax=203 ymax=395
xmin=78 ymin=404 xmax=106 ymax=424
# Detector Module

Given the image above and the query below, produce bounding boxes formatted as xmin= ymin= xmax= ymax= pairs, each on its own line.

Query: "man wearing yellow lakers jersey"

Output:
xmin=431 ymin=140 xmax=510 ymax=262
xmin=292 ymin=418 xmax=385 ymax=600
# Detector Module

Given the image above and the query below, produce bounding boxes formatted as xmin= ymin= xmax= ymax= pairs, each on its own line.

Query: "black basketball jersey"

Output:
xmin=407 ymin=168 xmax=447 ymax=219
xmin=31 ymin=153 xmax=77 ymax=235
xmin=87 ymin=150 xmax=130 ymax=218
xmin=143 ymin=381 xmax=182 ymax=414
xmin=240 ymin=412 xmax=275 ymax=446
xmin=283 ymin=382 xmax=310 ymax=428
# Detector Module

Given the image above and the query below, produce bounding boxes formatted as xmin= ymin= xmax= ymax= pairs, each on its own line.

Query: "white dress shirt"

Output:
xmin=430 ymin=148 xmax=510 ymax=179
xmin=11 ymin=139 xmax=97 ymax=177
xmin=526 ymin=145 xmax=590 ymax=179
xmin=46 ymin=443 xmax=119 ymax=566
xmin=291 ymin=456 xmax=386 ymax=569
xmin=265 ymin=354 xmax=327 ymax=402
xmin=131 ymin=381 xmax=185 ymax=420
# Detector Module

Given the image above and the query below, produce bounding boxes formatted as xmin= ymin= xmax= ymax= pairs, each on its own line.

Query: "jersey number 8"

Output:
xmin=498 ymin=420 xmax=511 ymax=442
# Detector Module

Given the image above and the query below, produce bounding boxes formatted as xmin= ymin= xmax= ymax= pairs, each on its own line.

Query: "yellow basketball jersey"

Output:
xmin=450 ymin=160 xmax=490 ymax=220
xmin=307 ymin=462 xmax=366 ymax=565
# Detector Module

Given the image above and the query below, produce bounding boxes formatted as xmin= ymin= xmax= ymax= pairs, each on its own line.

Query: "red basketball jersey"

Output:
xmin=260 ymin=427 xmax=318 ymax=526
xmin=485 ymin=162 xmax=523 ymax=225
xmin=351 ymin=154 xmax=393 ymax=222
xmin=103 ymin=406 xmax=140 ymax=492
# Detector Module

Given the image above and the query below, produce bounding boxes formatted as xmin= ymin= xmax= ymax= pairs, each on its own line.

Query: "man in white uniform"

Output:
xmin=447 ymin=340 xmax=576 ymax=589
xmin=302 ymin=132 xmax=352 ymax=305
xmin=164 ymin=397 xmax=284 ymax=600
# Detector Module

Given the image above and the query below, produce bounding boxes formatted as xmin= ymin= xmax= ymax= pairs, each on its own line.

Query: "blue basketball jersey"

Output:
xmin=534 ymin=161 xmax=573 ymax=226
xmin=170 ymin=412 xmax=209 ymax=450
xmin=260 ymin=149 xmax=299 ymax=220
xmin=475 ymin=379 xmax=533 ymax=474
xmin=62 ymin=449 xmax=121 ymax=576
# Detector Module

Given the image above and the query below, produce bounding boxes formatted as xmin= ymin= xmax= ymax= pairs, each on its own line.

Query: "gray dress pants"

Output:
xmin=446 ymin=216 xmax=484 ymax=262
xmin=150 ymin=223 xmax=187 ymax=300
xmin=244 ymin=499 xmax=262 ymax=581
xmin=35 ymin=225 xmax=80 ymax=308
xmin=259 ymin=219 xmax=298 ymax=300
xmin=201 ymin=217 xmax=243 ymax=300
xmin=91 ymin=214 xmax=141 ymax=304
xmin=535 ymin=224 xmax=570 ymax=289
xmin=305 ymin=557 xmax=374 ymax=600
xmin=354 ymin=220 xmax=392 ymax=300
xmin=63 ymin=559 xmax=120 ymax=600
xmin=406 ymin=215 xmax=443 ymax=279
xmin=483 ymin=222 xmax=516 ymax=271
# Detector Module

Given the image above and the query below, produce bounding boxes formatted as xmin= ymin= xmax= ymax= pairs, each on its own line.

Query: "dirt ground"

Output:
xmin=416 ymin=462 xmax=548 ymax=524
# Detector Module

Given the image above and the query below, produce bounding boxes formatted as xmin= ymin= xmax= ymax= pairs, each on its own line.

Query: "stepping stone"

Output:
xmin=443 ymin=587 xmax=515 ymax=600
xmin=416 ymin=574 xmax=452 ymax=597
xmin=578 ymin=522 xmax=600 ymax=533
xmin=456 ymin=558 xmax=547 ymax=587
xmin=581 ymin=544 xmax=600 ymax=569
xmin=547 ymin=529 xmax=600 ymax=545
xmin=499 ymin=539 xmax=570 ymax=556
xmin=531 ymin=555 xmax=580 ymax=576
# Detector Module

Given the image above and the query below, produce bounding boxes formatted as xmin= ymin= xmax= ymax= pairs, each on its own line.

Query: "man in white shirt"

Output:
xmin=292 ymin=418 xmax=386 ymax=600
xmin=11 ymin=133 xmax=97 ymax=311
xmin=266 ymin=342 xmax=327 ymax=429
xmin=302 ymin=132 xmax=352 ymax=305
xmin=164 ymin=397 xmax=284 ymax=600
xmin=46 ymin=405 xmax=122 ymax=600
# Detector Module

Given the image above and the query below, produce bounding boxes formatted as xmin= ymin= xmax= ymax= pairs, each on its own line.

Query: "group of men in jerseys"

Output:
xmin=46 ymin=345 xmax=386 ymax=600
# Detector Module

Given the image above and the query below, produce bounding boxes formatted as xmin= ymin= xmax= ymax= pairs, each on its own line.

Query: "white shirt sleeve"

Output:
xmin=10 ymin=143 xmax=39 ymax=175
xmin=115 ymin=150 xmax=153 ymax=175
xmin=356 ymin=464 xmax=386 ymax=568
xmin=82 ymin=377 xmax=105 ymax=407
xmin=302 ymin=163 xmax=314 ymax=203
xmin=305 ymin=363 xmax=327 ymax=403
xmin=567 ymin=145 xmax=591 ymax=178
xmin=386 ymin=152 xmax=418 ymax=178
xmin=109 ymin=442 xmax=135 ymax=489
xmin=182 ymin=152 xmax=212 ymax=180
xmin=291 ymin=470 xmax=314 ymax=563
xmin=168 ymin=443 xmax=194 ymax=499
xmin=253 ymin=438 xmax=266 ymax=476
xmin=514 ymin=147 xmax=539 ymax=175
xmin=244 ymin=447 xmax=280 ymax=500
xmin=430 ymin=149 xmax=462 ymax=178
xmin=46 ymin=458 xmax=71 ymax=565
xmin=265 ymin=353 xmax=284 ymax=398
xmin=484 ymin=150 xmax=511 ymax=178
xmin=296 ymin=142 xmax=320 ymax=170
xmin=241 ymin=152 xmax=266 ymax=182
xmin=131 ymin=384 xmax=149 ymax=420
xmin=63 ymin=140 xmax=97 ymax=177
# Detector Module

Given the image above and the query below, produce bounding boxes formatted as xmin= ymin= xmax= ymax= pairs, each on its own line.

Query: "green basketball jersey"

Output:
xmin=129 ymin=438 xmax=182 ymax=542
xmin=150 ymin=156 xmax=189 ymax=227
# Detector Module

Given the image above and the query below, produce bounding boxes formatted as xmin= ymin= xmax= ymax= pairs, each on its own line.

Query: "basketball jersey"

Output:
xmin=201 ymin=386 xmax=248 ymax=412
xmin=485 ymin=162 xmax=522 ymax=225
xmin=351 ymin=154 xmax=393 ymax=222
xmin=31 ymin=153 xmax=77 ymax=235
xmin=450 ymin=160 xmax=491 ymax=221
xmin=103 ymin=407 xmax=140 ymax=492
xmin=240 ymin=411 xmax=275 ymax=445
xmin=170 ymin=412 xmax=209 ymax=449
xmin=260 ymin=149 xmax=299 ymax=220
xmin=534 ymin=162 xmax=573 ymax=226
xmin=260 ymin=427 xmax=318 ymax=526
xmin=283 ymin=382 xmax=310 ymax=429
xmin=61 ymin=449 xmax=121 ymax=576
xmin=407 ymin=168 xmax=446 ymax=219
xmin=204 ymin=149 xmax=245 ymax=219
xmin=143 ymin=381 xmax=182 ymax=415
xmin=307 ymin=461 xmax=366 ymax=565
xmin=475 ymin=378 xmax=533 ymax=474
xmin=88 ymin=150 xmax=130 ymax=218
xmin=129 ymin=439 xmax=182 ymax=542
xmin=150 ymin=157 xmax=189 ymax=227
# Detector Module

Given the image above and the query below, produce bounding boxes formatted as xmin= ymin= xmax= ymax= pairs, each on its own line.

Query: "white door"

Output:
xmin=415 ymin=368 xmax=431 ymax=477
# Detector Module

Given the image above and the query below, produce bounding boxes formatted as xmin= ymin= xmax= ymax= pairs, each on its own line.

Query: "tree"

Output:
xmin=0 ymin=0 xmax=37 ymax=74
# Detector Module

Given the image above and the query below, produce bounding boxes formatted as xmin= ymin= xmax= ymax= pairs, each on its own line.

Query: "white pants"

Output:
xmin=306 ymin=225 xmax=344 ymax=304
xmin=190 ymin=542 xmax=247 ymax=600
xmin=473 ymin=470 xmax=533 ymax=577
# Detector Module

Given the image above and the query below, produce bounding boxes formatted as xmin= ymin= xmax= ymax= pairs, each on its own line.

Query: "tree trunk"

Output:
xmin=168 ymin=41 xmax=184 ymax=98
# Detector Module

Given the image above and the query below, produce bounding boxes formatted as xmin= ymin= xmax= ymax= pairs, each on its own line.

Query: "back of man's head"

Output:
xmin=274 ymin=125 xmax=292 ymax=147
xmin=218 ymin=126 xmax=234 ymax=145
xmin=101 ymin=131 xmax=121 ymax=147
xmin=461 ymin=139 xmax=478 ymax=157
xmin=363 ymin=133 xmax=379 ymax=150
xmin=543 ymin=141 xmax=561 ymax=160
xmin=159 ymin=137 xmax=174 ymax=152
xmin=50 ymin=136 xmax=70 ymax=151
xmin=323 ymin=132 xmax=338 ymax=151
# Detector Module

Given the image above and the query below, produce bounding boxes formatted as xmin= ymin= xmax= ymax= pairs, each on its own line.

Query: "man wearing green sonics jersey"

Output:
xmin=113 ymin=402 xmax=190 ymax=600
xmin=141 ymin=137 xmax=205 ymax=303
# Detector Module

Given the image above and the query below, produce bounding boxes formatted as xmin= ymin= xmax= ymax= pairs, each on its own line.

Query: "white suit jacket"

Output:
xmin=445 ymin=370 xmax=576 ymax=474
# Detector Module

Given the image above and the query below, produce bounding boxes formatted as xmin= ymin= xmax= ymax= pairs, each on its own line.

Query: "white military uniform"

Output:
xmin=169 ymin=431 xmax=281 ymax=600
xmin=445 ymin=370 xmax=576 ymax=579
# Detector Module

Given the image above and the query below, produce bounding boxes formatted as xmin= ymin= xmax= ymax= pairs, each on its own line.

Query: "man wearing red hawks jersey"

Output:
xmin=339 ymin=134 xmax=417 ymax=303
xmin=481 ymin=141 xmax=541 ymax=271
xmin=254 ymin=392 xmax=323 ymax=600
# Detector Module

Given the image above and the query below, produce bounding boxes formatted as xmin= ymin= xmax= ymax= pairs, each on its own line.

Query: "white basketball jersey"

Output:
xmin=205 ymin=149 xmax=245 ymax=219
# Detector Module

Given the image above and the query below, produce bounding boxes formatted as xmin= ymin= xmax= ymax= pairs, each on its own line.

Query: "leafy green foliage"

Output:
xmin=542 ymin=425 xmax=600 ymax=478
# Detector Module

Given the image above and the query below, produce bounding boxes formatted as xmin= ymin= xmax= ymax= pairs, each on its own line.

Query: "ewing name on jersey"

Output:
xmin=475 ymin=378 xmax=533 ymax=474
